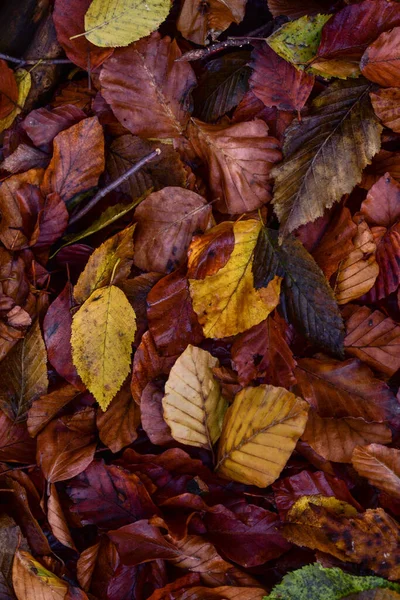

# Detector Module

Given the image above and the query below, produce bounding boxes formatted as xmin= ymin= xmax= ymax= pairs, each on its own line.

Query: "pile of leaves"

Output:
xmin=1 ymin=0 xmax=400 ymax=598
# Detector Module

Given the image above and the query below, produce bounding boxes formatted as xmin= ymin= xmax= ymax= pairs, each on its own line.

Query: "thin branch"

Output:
xmin=0 ymin=52 xmax=73 ymax=66
xmin=68 ymin=148 xmax=161 ymax=225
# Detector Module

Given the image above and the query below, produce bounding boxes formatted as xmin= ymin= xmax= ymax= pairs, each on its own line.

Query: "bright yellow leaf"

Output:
xmin=71 ymin=285 xmax=136 ymax=410
xmin=162 ymin=345 xmax=228 ymax=450
xmin=216 ymin=385 xmax=309 ymax=487
xmin=74 ymin=224 xmax=135 ymax=304
xmin=84 ymin=0 xmax=171 ymax=48
xmin=189 ymin=219 xmax=282 ymax=338
xmin=0 ymin=69 xmax=31 ymax=134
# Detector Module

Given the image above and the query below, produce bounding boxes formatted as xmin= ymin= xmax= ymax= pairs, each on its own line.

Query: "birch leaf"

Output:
xmin=162 ymin=345 xmax=227 ymax=450
xmin=216 ymin=385 xmax=309 ymax=487
xmin=71 ymin=285 xmax=137 ymax=410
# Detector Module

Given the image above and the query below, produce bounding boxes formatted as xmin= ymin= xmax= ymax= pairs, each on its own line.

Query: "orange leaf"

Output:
xmin=352 ymin=444 xmax=400 ymax=500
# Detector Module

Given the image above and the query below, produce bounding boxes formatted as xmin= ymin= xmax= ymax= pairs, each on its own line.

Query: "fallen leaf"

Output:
xmin=0 ymin=319 xmax=48 ymax=422
xmin=162 ymin=345 xmax=227 ymax=450
xmin=216 ymin=385 xmax=309 ymax=487
xmin=0 ymin=59 xmax=18 ymax=120
xmin=22 ymin=104 xmax=86 ymax=148
xmin=47 ymin=483 xmax=76 ymax=549
xmin=141 ymin=382 xmax=174 ymax=445
xmin=84 ymin=0 xmax=171 ymax=47
xmin=71 ymin=285 xmax=137 ymax=410
xmin=0 ymin=409 xmax=36 ymax=463
xmin=100 ymin=33 xmax=196 ymax=138
xmin=27 ymin=384 xmax=81 ymax=437
xmin=352 ymin=444 xmax=400 ymax=500
xmin=267 ymin=0 xmax=332 ymax=18
xmin=0 ymin=69 xmax=31 ymax=135
xmin=361 ymin=27 xmax=400 ymax=88
xmin=370 ymin=88 xmax=400 ymax=133
xmin=189 ymin=220 xmax=282 ymax=338
xmin=96 ymin=381 xmax=140 ymax=453
xmin=0 ymin=144 xmax=49 ymax=175
xmin=272 ymin=78 xmax=382 ymax=236
xmin=133 ymin=187 xmax=211 ymax=273
xmin=177 ymin=0 xmax=246 ymax=45
xmin=188 ymin=119 xmax=281 ymax=214
xmin=12 ymin=549 xmax=69 ymax=600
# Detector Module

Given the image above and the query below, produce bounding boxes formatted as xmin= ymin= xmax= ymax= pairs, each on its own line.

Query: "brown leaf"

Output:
xmin=343 ymin=304 xmax=400 ymax=376
xmin=0 ymin=144 xmax=49 ymax=174
xmin=361 ymin=27 xmax=400 ymax=87
xmin=141 ymin=382 xmax=174 ymax=446
xmin=133 ymin=187 xmax=211 ymax=273
xmin=187 ymin=221 xmax=234 ymax=280
xmin=37 ymin=407 xmax=96 ymax=482
xmin=188 ymin=118 xmax=281 ymax=214
xmin=267 ymin=0 xmax=332 ymax=18
xmin=147 ymin=268 xmax=204 ymax=356
xmin=361 ymin=173 xmax=400 ymax=228
xmin=27 ymin=384 xmax=81 ymax=437
xmin=77 ymin=542 xmax=101 ymax=591
xmin=0 ymin=59 xmax=18 ymax=119
xmin=53 ymin=0 xmax=113 ymax=70
xmin=100 ymin=33 xmax=196 ymax=138
xmin=283 ymin=497 xmax=400 ymax=580
xmin=22 ymin=104 xmax=86 ymax=148
xmin=361 ymin=149 xmax=400 ymax=190
xmin=250 ymin=44 xmax=314 ymax=112
xmin=121 ymin=273 xmax=162 ymax=345
xmin=47 ymin=483 xmax=76 ymax=550
xmin=177 ymin=0 xmax=246 ymax=45
xmin=12 ymin=549 xmax=69 ymax=599
xmin=41 ymin=116 xmax=105 ymax=204
xmin=96 ymin=381 xmax=140 ymax=453
xmin=371 ymin=88 xmax=400 ymax=133
xmin=352 ymin=444 xmax=400 ymax=500
xmin=0 ymin=409 xmax=36 ymax=464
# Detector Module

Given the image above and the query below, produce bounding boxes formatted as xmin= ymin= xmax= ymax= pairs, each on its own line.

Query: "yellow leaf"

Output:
xmin=216 ymin=385 xmax=309 ymax=487
xmin=74 ymin=224 xmax=135 ymax=304
xmin=162 ymin=345 xmax=228 ymax=450
xmin=71 ymin=285 xmax=136 ymax=410
xmin=84 ymin=0 xmax=171 ymax=48
xmin=288 ymin=495 xmax=358 ymax=520
xmin=12 ymin=549 xmax=68 ymax=600
xmin=0 ymin=69 xmax=31 ymax=134
xmin=189 ymin=220 xmax=282 ymax=338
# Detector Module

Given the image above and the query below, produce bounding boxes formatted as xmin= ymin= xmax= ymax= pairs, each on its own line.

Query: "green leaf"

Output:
xmin=265 ymin=563 xmax=400 ymax=600
xmin=84 ymin=0 xmax=171 ymax=48
xmin=271 ymin=78 xmax=382 ymax=236
xmin=252 ymin=227 xmax=344 ymax=355
xmin=192 ymin=51 xmax=251 ymax=123
xmin=267 ymin=14 xmax=331 ymax=67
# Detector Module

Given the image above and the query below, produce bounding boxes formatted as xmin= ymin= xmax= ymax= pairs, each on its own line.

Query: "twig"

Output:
xmin=0 ymin=52 xmax=72 ymax=66
xmin=68 ymin=149 xmax=161 ymax=225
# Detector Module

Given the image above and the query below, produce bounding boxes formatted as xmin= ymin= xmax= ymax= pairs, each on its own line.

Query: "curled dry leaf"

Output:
xmin=216 ymin=385 xmax=309 ymax=487
xmin=0 ymin=69 xmax=31 ymax=135
xmin=162 ymin=345 xmax=227 ymax=450
xmin=189 ymin=220 xmax=282 ymax=339
xmin=47 ymin=483 xmax=76 ymax=550
xmin=188 ymin=119 xmax=281 ymax=214
xmin=0 ymin=59 xmax=18 ymax=120
xmin=72 ymin=285 xmax=137 ymax=410
xmin=272 ymin=79 xmax=382 ymax=236
xmin=187 ymin=221 xmax=234 ymax=280
xmin=343 ymin=305 xmax=400 ymax=377
xmin=100 ymin=33 xmax=196 ymax=139
xmin=133 ymin=187 xmax=211 ymax=273
xmin=370 ymin=88 xmax=400 ymax=133
xmin=335 ymin=218 xmax=379 ymax=305
xmin=361 ymin=27 xmax=400 ymax=88
xmin=352 ymin=444 xmax=400 ymax=500
xmin=96 ymin=382 xmax=140 ymax=453
xmin=177 ymin=0 xmax=246 ymax=45
xmin=41 ymin=116 xmax=105 ymax=205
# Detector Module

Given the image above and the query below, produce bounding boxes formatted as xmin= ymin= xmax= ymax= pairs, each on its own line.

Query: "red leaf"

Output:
xmin=0 ymin=409 xmax=36 ymax=464
xmin=141 ymin=382 xmax=174 ymax=446
xmin=22 ymin=104 xmax=86 ymax=149
xmin=0 ymin=59 xmax=18 ymax=120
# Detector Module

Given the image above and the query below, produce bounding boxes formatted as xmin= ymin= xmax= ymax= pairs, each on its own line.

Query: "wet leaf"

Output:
xmin=216 ymin=385 xmax=309 ymax=487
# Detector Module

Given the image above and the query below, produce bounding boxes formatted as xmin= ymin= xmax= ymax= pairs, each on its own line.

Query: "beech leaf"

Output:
xmin=71 ymin=285 xmax=137 ymax=410
xmin=361 ymin=27 xmax=400 ymax=88
xmin=0 ymin=69 xmax=31 ymax=135
xmin=162 ymin=345 xmax=227 ymax=450
xmin=272 ymin=78 xmax=382 ymax=236
xmin=370 ymin=88 xmax=400 ymax=134
xmin=12 ymin=549 xmax=69 ymax=600
xmin=216 ymin=385 xmax=309 ymax=487
xmin=84 ymin=0 xmax=171 ymax=47
xmin=352 ymin=444 xmax=400 ymax=501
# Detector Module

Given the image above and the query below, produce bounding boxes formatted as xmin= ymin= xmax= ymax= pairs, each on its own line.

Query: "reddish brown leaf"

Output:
xmin=96 ymin=382 xmax=140 ymax=453
xmin=147 ymin=268 xmax=204 ymax=356
xmin=343 ymin=304 xmax=400 ymax=376
xmin=77 ymin=542 xmax=101 ymax=591
xmin=267 ymin=0 xmax=333 ymax=18
xmin=121 ymin=273 xmax=162 ymax=345
xmin=43 ymin=282 xmax=83 ymax=389
xmin=361 ymin=149 xmax=400 ymax=190
xmin=100 ymin=33 xmax=196 ymax=139
xmin=146 ymin=575 xmax=202 ymax=600
xmin=231 ymin=314 xmax=296 ymax=388
xmin=0 ymin=144 xmax=49 ymax=174
xmin=22 ymin=104 xmax=86 ymax=148
xmin=160 ymin=586 xmax=266 ymax=600
xmin=67 ymin=460 xmax=158 ymax=529
xmin=0 ymin=409 xmax=36 ymax=464
xmin=187 ymin=119 xmax=281 ymax=214
xmin=187 ymin=222 xmax=235 ymax=280
xmin=41 ymin=116 xmax=105 ymax=204
xmin=177 ymin=0 xmax=246 ymax=45
xmin=361 ymin=173 xmax=400 ymax=228
xmin=0 ymin=59 xmax=18 ymax=120
xmin=27 ymin=384 xmax=82 ymax=437
xmin=141 ymin=382 xmax=174 ymax=446
xmin=37 ymin=407 xmax=96 ymax=482
xmin=108 ymin=520 xmax=180 ymax=565
xmin=53 ymin=0 xmax=113 ymax=70
xmin=352 ymin=444 xmax=400 ymax=500
xmin=370 ymin=88 xmax=400 ymax=133
xmin=47 ymin=483 xmax=76 ymax=550
xmin=361 ymin=27 xmax=400 ymax=87
xmin=250 ymin=44 xmax=314 ymax=112
xmin=131 ymin=331 xmax=177 ymax=404
xmin=133 ymin=187 xmax=211 ymax=273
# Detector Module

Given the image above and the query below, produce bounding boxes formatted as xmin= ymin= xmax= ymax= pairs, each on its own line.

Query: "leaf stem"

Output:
xmin=68 ymin=148 xmax=161 ymax=225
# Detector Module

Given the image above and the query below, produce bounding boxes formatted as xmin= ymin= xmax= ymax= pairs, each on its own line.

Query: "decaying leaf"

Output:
xmin=272 ymin=79 xmax=382 ymax=236
xmin=370 ymin=88 xmax=400 ymax=133
xmin=71 ymin=285 xmax=137 ymax=410
xmin=361 ymin=27 xmax=400 ymax=88
xmin=352 ymin=444 xmax=400 ymax=500
xmin=162 ymin=345 xmax=227 ymax=450
xmin=216 ymin=385 xmax=309 ymax=487
xmin=0 ymin=69 xmax=31 ymax=135
xmin=189 ymin=220 xmax=282 ymax=338
xmin=177 ymin=0 xmax=246 ymax=45
xmin=12 ymin=549 xmax=69 ymax=599
xmin=84 ymin=0 xmax=171 ymax=47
